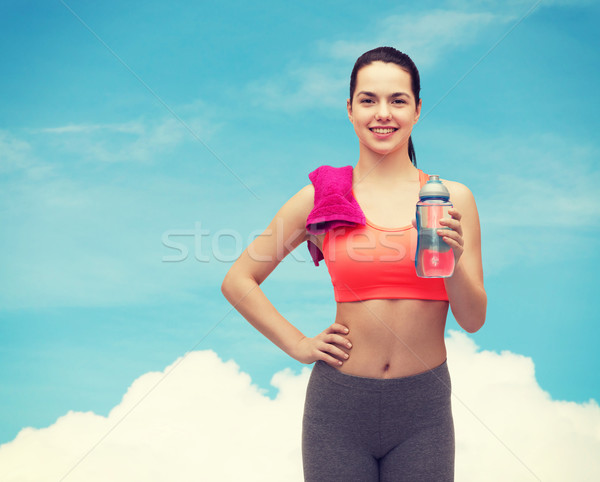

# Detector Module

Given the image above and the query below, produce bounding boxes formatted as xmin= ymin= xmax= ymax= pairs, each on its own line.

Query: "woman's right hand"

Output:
xmin=292 ymin=323 xmax=352 ymax=367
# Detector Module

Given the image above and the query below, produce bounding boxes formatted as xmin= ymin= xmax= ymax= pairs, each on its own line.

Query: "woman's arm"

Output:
xmin=220 ymin=184 xmax=352 ymax=366
xmin=439 ymin=181 xmax=487 ymax=333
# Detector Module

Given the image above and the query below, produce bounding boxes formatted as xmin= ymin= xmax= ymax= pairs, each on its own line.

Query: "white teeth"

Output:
xmin=371 ymin=128 xmax=396 ymax=134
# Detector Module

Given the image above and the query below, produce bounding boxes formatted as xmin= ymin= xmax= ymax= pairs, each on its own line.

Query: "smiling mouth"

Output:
xmin=370 ymin=127 xmax=398 ymax=134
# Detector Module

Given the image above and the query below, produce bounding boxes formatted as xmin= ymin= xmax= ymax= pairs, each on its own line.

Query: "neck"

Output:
xmin=354 ymin=144 xmax=418 ymax=187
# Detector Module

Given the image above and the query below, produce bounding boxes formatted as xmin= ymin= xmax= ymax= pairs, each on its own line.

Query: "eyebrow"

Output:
xmin=356 ymin=91 xmax=410 ymax=98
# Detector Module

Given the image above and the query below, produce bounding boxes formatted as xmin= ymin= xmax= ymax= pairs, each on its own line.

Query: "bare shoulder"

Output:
xmin=440 ymin=178 xmax=477 ymax=209
xmin=440 ymin=178 xmax=481 ymax=238
xmin=284 ymin=183 xmax=314 ymax=219
xmin=270 ymin=183 xmax=315 ymax=243
xmin=296 ymin=183 xmax=315 ymax=207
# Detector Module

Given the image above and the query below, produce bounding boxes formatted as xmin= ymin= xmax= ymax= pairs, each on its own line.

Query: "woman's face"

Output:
xmin=347 ymin=61 xmax=421 ymax=157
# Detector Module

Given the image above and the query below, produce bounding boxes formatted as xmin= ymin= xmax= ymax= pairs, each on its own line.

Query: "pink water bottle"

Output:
xmin=415 ymin=175 xmax=455 ymax=278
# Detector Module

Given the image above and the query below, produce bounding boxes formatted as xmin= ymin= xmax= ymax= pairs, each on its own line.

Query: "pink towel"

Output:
xmin=305 ymin=165 xmax=365 ymax=266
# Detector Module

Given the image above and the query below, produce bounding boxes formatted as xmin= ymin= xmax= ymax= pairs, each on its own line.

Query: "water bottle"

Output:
xmin=415 ymin=175 xmax=455 ymax=278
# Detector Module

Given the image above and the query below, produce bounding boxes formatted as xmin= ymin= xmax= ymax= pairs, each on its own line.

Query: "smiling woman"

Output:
xmin=348 ymin=58 xmax=421 ymax=163
xmin=221 ymin=46 xmax=486 ymax=481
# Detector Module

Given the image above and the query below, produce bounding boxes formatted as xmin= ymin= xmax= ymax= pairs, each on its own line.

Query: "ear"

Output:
xmin=414 ymin=98 xmax=422 ymax=124
xmin=347 ymin=98 xmax=353 ymax=122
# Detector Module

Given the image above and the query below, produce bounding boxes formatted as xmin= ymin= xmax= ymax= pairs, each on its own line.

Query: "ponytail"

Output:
xmin=408 ymin=136 xmax=417 ymax=167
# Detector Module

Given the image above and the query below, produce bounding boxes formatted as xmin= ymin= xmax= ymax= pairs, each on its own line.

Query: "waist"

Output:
xmin=333 ymin=299 xmax=448 ymax=378
xmin=313 ymin=357 xmax=450 ymax=390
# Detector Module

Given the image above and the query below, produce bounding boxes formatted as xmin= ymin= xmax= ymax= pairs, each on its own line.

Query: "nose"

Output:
xmin=375 ymin=103 xmax=391 ymax=121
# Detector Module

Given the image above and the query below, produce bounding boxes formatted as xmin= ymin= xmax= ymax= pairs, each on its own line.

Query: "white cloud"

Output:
xmin=327 ymin=10 xmax=504 ymax=68
xmin=0 ymin=111 xmax=231 ymax=309
xmin=445 ymin=0 xmax=595 ymax=9
xmin=1 ymin=332 xmax=598 ymax=481
xmin=0 ymin=351 xmax=309 ymax=482
xmin=446 ymin=330 xmax=600 ymax=481
xmin=478 ymin=135 xmax=599 ymax=273
xmin=247 ymin=63 xmax=348 ymax=112
xmin=471 ymin=133 xmax=600 ymax=230
xmin=37 ymin=122 xmax=145 ymax=135
xmin=249 ymin=8 xmax=511 ymax=113
xmin=0 ymin=130 xmax=53 ymax=180
xmin=27 ymin=96 xmax=223 ymax=166
xmin=0 ymin=129 xmax=33 ymax=172
xmin=32 ymin=114 xmax=219 ymax=164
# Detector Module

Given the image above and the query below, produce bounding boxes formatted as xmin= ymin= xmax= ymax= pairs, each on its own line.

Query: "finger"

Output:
xmin=437 ymin=226 xmax=462 ymax=246
xmin=439 ymin=217 xmax=460 ymax=228
xmin=439 ymin=219 xmax=462 ymax=236
xmin=438 ymin=230 xmax=462 ymax=244
xmin=440 ymin=234 xmax=464 ymax=250
xmin=329 ymin=323 xmax=350 ymax=334
xmin=321 ymin=353 xmax=345 ymax=367
xmin=439 ymin=228 xmax=463 ymax=244
xmin=448 ymin=208 xmax=462 ymax=220
xmin=319 ymin=341 xmax=350 ymax=361
xmin=438 ymin=228 xmax=462 ymax=243
xmin=325 ymin=333 xmax=353 ymax=349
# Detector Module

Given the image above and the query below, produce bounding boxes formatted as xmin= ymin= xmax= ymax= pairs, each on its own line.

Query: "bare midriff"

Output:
xmin=333 ymin=298 xmax=449 ymax=379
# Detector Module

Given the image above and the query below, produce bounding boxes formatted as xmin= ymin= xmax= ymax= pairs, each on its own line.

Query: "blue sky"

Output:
xmin=1 ymin=0 xmax=599 ymax=460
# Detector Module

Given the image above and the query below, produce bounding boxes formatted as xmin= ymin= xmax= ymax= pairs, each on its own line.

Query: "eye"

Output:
xmin=392 ymin=99 xmax=407 ymax=105
xmin=360 ymin=98 xmax=374 ymax=104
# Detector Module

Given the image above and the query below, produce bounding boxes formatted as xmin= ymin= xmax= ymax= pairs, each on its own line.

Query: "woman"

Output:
xmin=221 ymin=46 xmax=486 ymax=481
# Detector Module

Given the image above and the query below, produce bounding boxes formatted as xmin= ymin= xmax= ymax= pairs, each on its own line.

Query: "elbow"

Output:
xmin=455 ymin=291 xmax=487 ymax=334
xmin=220 ymin=269 xmax=258 ymax=303
xmin=463 ymin=317 xmax=485 ymax=334
xmin=221 ymin=271 xmax=235 ymax=301
xmin=460 ymin=313 xmax=486 ymax=334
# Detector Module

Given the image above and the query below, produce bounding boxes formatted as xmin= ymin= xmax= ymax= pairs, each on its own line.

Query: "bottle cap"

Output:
xmin=419 ymin=175 xmax=450 ymax=200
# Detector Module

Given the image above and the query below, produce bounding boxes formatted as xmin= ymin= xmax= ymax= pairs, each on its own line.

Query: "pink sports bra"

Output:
xmin=322 ymin=170 xmax=449 ymax=303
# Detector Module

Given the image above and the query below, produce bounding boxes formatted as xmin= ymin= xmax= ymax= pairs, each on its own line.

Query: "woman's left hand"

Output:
xmin=438 ymin=208 xmax=464 ymax=264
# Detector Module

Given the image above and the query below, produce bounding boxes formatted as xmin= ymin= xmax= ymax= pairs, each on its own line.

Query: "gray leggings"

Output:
xmin=302 ymin=360 xmax=454 ymax=481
